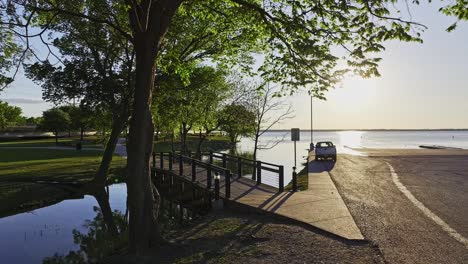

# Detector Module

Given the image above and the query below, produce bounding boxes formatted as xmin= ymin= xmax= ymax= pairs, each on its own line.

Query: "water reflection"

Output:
xmin=43 ymin=205 xmax=128 ymax=264
xmin=0 ymin=182 xmax=206 ymax=264
xmin=0 ymin=184 xmax=128 ymax=264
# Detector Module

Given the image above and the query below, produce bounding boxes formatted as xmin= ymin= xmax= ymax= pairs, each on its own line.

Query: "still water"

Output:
xmin=236 ymin=130 xmax=468 ymax=186
xmin=0 ymin=184 xmax=127 ymax=264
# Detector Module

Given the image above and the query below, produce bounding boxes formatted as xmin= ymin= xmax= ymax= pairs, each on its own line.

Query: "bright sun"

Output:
xmin=329 ymin=76 xmax=377 ymax=108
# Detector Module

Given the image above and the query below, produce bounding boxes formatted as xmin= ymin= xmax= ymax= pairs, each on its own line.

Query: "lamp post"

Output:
xmin=310 ymin=95 xmax=314 ymax=151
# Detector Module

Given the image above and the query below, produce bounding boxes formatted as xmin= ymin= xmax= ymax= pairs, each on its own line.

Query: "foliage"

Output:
xmin=219 ymin=104 xmax=256 ymax=144
xmin=439 ymin=0 xmax=468 ymax=32
xmin=154 ymin=65 xmax=231 ymax=150
xmin=40 ymin=108 xmax=71 ymax=136
xmin=0 ymin=19 xmax=20 ymax=89
xmin=25 ymin=5 xmax=134 ymax=134
xmin=0 ymin=100 xmax=23 ymax=128
xmin=58 ymin=105 xmax=93 ymax=134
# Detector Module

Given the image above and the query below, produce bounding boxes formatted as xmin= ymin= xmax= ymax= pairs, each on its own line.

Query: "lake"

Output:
xmin=236 ymin=130 xmax=468 ymax=186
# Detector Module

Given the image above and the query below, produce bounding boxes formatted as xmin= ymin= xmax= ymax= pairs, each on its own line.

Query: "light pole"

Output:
xmin=310 ymin=95 xmax=314 ymax=151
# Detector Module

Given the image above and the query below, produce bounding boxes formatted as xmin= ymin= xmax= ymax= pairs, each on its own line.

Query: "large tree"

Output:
xmin=3 ymin=0 xmax=467 ymax=254
xmin=26 ymin=11 xmax=135 ymax=185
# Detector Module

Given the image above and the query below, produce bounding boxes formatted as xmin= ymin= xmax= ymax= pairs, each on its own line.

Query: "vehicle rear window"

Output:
xmin=318 ymin=142 xmax=333 ymax=147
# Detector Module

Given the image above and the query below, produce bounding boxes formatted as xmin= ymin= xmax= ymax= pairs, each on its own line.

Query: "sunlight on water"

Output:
xmin=336 ymin=131 xmax=367 ymax=156
xmin=337 ymin=131 xmax=364 ymax=148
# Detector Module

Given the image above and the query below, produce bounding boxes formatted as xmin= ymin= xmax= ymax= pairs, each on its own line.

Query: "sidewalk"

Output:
xmin=231 ymin=153 xmax=364 ymax=240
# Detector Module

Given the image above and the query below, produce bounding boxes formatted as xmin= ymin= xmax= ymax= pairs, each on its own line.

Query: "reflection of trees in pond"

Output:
xmin=43 ymin=188 xmax=128 ymax=264
xmin=42 ymin=186 xmax=202 ymax=263
xmin=43 ymin=206 xmax=128 ymax=264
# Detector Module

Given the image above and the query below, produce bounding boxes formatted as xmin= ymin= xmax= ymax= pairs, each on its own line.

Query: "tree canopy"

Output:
xmin=0 ymin=100 xmax=23 ymax=129
xmin=41 ymin=108 xmax=71 ymax=142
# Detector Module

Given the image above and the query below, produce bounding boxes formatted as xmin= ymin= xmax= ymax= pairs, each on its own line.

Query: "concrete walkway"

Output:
xmin=230 ymin=154 xmax=364 ymax=240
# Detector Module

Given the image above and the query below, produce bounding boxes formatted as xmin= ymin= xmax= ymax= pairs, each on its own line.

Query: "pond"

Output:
xmin=0 ymin=183 xmax=128 ymax=263
xmin=0 ymin=183 xmax=200 ymax=264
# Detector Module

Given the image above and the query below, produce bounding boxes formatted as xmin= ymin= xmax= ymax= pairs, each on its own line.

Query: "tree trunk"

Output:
xmin=125 ymin=1 xmax=181 ymax=255
xmin=80 ymin=127 xmax=84 ymax=141
xmin=55 ymin=131 xmax=58 ymax=145
xmin=93 ymin=188 xmax=119 ymax=236
xmin=252 ymin=134 xmax=259 ymax=180
xmin=171 ymin=131 xmax=175 ymax=152
xmin=196 ymin=130 xmax=206 ymax=158
xmin=94 ymin=118 xmax=126 ymax=185
xmin=181 ymin=123 xmax=189 ymax=153
xmin=126 ymin=39 xmax=161 ymax=255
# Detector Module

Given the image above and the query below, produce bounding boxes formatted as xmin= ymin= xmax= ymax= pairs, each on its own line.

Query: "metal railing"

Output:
xmin=209 ymin=152 xmax=284 ymax=192
xmin=153 ymin=152 xmax=232 ymax=198
xmin=152 ymin=151 xmax=285 ymax=199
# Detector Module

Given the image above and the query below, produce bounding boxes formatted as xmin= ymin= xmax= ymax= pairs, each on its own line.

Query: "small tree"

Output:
xmin=219 ymin=104 xmax=256 ymax=145
xmin=59 ymin=105 xmax=93 ymax=141
xmin=41 ymin=108 xmax=71 ymax=144
xmin=249 ymin=83 xmax=294 ymax=165
xmin=0 ymin=101 xmax=23 ymax=129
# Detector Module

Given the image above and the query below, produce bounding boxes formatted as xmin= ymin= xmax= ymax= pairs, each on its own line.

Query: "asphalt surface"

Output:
xmin=327 ymin=151 xmax=468 ymax=264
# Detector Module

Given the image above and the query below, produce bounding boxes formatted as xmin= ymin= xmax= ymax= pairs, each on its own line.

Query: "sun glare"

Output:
xmin=330 ymin=77 xmax=377 ymax=108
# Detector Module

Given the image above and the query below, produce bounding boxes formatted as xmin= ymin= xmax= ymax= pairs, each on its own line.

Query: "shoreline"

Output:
xmin=349 ymin=147 xmax=468 ymax=156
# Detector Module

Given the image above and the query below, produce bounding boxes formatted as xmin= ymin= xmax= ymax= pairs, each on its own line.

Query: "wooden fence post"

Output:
xmin=169 ymin=152 xmax=173 ymax=170
xmin=225 ymin=170 xmax=231 ymax=199
xmin=179 ymin=155 xmax=183 ymax=176
xmin=207 ymin=166 xmax=212 ymax=189
xmin=256 ymin=161 xmax=262 ymax=185
xmin=160 ymin=152 xmax=164 ymax=169
xmin=192 ymin=161 xmax=196 ymax=181
xmin=209 ymin=151 xmax=213 ymax=164
xmin=279 ymin=165 xmax=284 ymax=192
xmin=237 ymin=157 xmax=242 ymax=178
xmin=222 ymin=153 xmax=227 ymax=168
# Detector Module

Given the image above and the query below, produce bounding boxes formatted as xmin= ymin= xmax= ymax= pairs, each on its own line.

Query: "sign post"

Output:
xmin=291 ymin=128 xmax=300 ymax=192
xmin=291 ymin=128 xmax=300 ymax=167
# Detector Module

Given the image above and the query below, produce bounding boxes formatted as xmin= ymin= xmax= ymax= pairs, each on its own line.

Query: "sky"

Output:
xmin=1 ymin=2 xmax=467 ymax=130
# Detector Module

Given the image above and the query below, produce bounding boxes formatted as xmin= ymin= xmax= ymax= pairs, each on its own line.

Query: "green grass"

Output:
xmin=154 ymin=135 xmax=231 ymax=153
xmin=0 ymin=148 xmax=126 ymax=183
xmin=0 ymin=147 xmax=126 ymax=217
xmin=285 ymin=165 xmax=308 ymax=191
xmin=0 ymin=136 xmax=103 ymax=148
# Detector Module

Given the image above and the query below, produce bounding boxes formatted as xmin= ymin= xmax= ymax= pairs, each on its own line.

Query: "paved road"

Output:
xmin=327 ymin=151 xmax=468 ymax=264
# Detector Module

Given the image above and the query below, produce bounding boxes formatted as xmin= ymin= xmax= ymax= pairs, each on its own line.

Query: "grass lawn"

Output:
xmin=154 ymin=134 xmax=231 ymax=153
xmin=0 ymin=135 xmax=104 ymax=148
xmin=0 ymin=147 xmax=126 ymax=217
xmin=0 ymin=148 xmax=126 ymax=183
xmin=285 ymin=165 xmax=308 ymax=191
